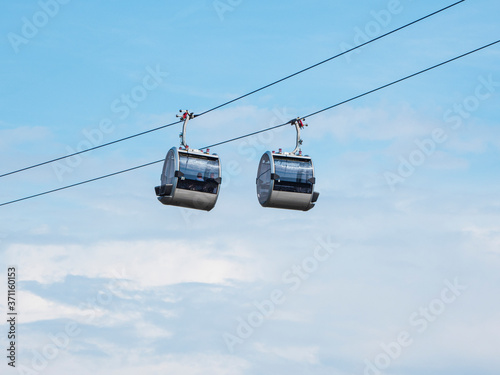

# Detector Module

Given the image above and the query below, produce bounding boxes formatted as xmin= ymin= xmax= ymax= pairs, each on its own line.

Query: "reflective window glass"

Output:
xmin=273 ymin=157 xmax=313 ymax=193
xmin=177 ymin=153 xmax=220 ymax=194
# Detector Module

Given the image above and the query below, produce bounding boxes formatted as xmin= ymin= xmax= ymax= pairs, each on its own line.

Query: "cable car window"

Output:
xmin=256 ymin=153 xmax=272 ymax=204
xmin=177 ymin=153 xmax=220 ymax=194
xmin=164 ymin=149 xmax=175 ymax=185
xmin=273 ymin=157 xmax=313 ymax=194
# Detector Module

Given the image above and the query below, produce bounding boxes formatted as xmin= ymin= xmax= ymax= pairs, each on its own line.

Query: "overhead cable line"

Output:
xmin=0 ymin=0 xmax=465 ymax=179
xmin=196 ymin=0 xmax=465 ymax=117
xmin=1 ymin=38 xmax=497 ymax=208
xmin=0 ymin=120 xmax=180 ymax=179
xmin=204 ymin=40 xmax=500 ymax=149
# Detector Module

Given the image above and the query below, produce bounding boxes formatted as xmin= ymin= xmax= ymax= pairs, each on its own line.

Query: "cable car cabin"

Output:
xmin=256 ymin=151 xmax=319 ymax=211
xmin=155 ymin=147 xmax=222 ymax=211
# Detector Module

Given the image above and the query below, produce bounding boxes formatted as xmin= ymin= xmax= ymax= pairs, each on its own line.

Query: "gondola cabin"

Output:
xmin=155 ymin=147 xmax=221 ymax=211
xmin=256 ymin=150 xmax=319 ymax=211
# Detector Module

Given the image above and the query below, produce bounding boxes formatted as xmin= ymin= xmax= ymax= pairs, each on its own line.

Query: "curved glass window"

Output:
xmin=177 ymin=153 xmax=220 ymax=194
xmin=256 ymin=153 xmax=272 ymax=204
xmin=273 ymin=156 xmax=313 ymax=194
xmin=162 ymin=149 xmax=176 ymax=185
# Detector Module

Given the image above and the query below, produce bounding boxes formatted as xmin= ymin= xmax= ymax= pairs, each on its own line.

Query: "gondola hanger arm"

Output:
xmin=288 ymin=117 xmax=307 ymax=156
xmin=176 ymin=110 xmax=195 ymax=149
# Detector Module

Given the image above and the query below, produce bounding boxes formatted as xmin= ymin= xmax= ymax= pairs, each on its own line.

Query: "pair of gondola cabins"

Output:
xmin=155 ymin=110 xmax=319 ymax=211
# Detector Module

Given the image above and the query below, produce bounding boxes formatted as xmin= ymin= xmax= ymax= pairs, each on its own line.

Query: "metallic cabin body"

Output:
xmin=156 ymin=147 xmax=221 ymax=211
xmin=256 ymin=151 xmax=319 ymax=211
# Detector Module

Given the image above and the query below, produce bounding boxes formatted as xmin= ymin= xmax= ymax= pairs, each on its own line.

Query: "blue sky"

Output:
xmin=1 ymin=0 xmax=499 ymax=374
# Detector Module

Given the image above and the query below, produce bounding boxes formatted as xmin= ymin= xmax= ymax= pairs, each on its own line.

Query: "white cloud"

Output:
xmin=6 ymin=291 xmax=83 ymax=324
xmin=0 ymin=125 xmax=52 ymax=148
xmin=133 ymin=320 xmax=173 ymax=340
xmin=462 ymin=225 xmax=500 ymax=254
xmin=6 ymin=290 xmax=143 ymax=327
xmin=253 ymin=342 xmax=320 ymax=364
xmin=306 ymin=103 xmax=433 ymax=142
xmin=4 ymin=239 xmax=259 ymax=287
xmin=28 ymin=350 xmax=250 ymax=375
